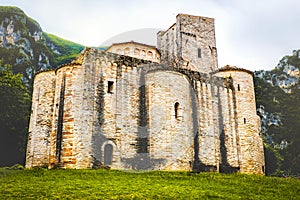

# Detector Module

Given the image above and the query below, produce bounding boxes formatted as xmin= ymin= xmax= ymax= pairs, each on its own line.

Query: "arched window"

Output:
xmin=141 ymin=50 xmax=146 ymax=58
xmin=147 ymin=51 xmax=153 ymax=58
xmin=174 ymin=102 xmax=180 ymax=119
xmin=134 ymin=48 xmax=140 ymax=56
xmin=124 ymin=47 xmax=130 ymax=55
xmin=104 ymin=144 xmax=113 ymax=165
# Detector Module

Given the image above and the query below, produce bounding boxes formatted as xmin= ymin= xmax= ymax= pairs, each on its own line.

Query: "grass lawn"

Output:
xmin=0 ymin=168 xmax=299 ymax=199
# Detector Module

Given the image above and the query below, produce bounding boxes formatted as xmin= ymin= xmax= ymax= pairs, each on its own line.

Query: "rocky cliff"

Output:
xmin=254 ymin=49 xmax=300 ymax=175
xmin=0 ymin=6 xmax=84 ymax=83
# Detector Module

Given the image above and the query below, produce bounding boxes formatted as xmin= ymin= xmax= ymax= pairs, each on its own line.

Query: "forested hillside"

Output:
xmin=254 ymin=49 xmax=300 ymax=175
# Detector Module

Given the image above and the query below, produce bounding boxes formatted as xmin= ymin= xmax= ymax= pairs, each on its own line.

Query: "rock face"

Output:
xmin=0 ymin=7 xmax=48 ymax=80
xmin=0 ymin=6 xmax=84 ymax=83
xmin=255 ymin=49 xmax=300 ymax=94
xmin=253 ymin=49 xmax=300 ymax=175
xmin=26 ymin=14 xmax=264 ymax=174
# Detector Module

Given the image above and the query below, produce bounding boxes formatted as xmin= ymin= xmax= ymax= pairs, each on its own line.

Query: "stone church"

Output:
xmin=25 ymin=14 xmax=265 ymax=174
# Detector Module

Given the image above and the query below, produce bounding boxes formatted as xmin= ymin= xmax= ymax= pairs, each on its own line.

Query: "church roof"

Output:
xmin=213 ymin=65 xmax=254 ymax=76
xmin=107 ymin=41 xmax=158 ymax=50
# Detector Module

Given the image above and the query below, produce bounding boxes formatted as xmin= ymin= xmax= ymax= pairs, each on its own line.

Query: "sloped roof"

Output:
xmin=213 ymin=65 xmax=254 ymax=76
xmin=107 ymin=41 xmax=157 ymax=50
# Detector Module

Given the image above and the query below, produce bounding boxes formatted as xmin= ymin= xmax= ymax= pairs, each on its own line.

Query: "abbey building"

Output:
xmin=25 ymin=14 xmax=265 ymax=174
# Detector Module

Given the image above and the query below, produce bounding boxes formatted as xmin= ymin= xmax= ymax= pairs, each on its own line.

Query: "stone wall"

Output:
xmin=88 ymin=52 xmax=235 ymax=171
xmin=157 ymin=24 xmax=177 ymax=67
xmin=107 ymin=42 xmax=160 ymax=63
xmin=50 ymin=64 xmax=85 ymax=168
xmin=214 ymin=68 xmax=265 ymax=174
xmin=26 ymin=70 xmax=55 ymax=168
xmin=145 ymin=71 xmax=194 ymax=170
xmin=194 ymin=79 xmax=240 ymax=172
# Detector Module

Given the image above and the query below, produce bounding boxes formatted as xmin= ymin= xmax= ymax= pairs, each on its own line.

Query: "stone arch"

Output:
xmin=104 ymin=144 xmax=113 ymax=165
xmin=134 ymin=48 xmax=140 ymax=56
xmin=116 ymin=48 xmax=121 ymax=54
xmin=141 ymin=50 xmax=146 ymax=58
xmin=147 ymin=51 xmax=153 ymax=58
xmin=101 ymin=140 xmax=117 ymax=165
xmin=124 ymin=47 xmax=130 ymax=55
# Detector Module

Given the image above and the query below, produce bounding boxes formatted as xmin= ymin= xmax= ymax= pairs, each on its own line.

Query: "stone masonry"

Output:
xmin=26 ymin=14 xmax=265 ymax=174
xmin=107 ymin=41 xmax=160 ymax=63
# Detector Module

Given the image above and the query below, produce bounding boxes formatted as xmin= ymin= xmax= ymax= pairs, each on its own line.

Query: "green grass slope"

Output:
xmin=44 ymin=33 xmax=85 ymax=66
xmin=0 ymin=169 xmax=299 ymax=199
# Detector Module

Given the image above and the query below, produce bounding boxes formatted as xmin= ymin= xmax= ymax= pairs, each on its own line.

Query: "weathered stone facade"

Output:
xmin=157 ymin=14 xmax=218 ymax=73
xmin=26 ymin=14 xmax=265 ymax=174
xmin=107 ymin=41 xmax=160 ymax=63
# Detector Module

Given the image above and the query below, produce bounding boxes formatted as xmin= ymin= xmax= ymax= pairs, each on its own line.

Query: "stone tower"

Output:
xmin=214 ymin=66 xmax=265 ymax=174
xmin=157 ymin=14 xmax=218 ymax=73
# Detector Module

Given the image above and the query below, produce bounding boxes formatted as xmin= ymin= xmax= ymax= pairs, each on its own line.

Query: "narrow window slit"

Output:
xmin=108 ymin=81 xmax=114 ymax=93
xmin=175 ymin=102 xmax=180 ymax=119
xmin=198 ymin=48 xmax=202 ymax=58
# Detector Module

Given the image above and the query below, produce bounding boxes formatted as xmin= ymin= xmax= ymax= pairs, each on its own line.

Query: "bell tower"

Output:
xmin=157 ymin=14 xmax=218 ymax=73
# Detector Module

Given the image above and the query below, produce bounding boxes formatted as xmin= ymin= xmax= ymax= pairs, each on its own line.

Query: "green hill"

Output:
xmin=43 ymin=33 xmax=84 ymax=66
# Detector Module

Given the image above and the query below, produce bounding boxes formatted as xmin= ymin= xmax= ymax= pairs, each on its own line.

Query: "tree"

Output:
xmin=0 ymin=62 xmax=31 ymax=166
xmin=254 ymin=49 xmax=300 ymax=175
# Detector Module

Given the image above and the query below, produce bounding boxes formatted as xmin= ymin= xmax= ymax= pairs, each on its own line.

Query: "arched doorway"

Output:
xmin=104 ymin=144 xmax=113 ymax=165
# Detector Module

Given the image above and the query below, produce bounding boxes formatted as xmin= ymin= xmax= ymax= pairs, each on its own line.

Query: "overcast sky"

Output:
xmin=1 ymin=0 xmax=300 ymax=71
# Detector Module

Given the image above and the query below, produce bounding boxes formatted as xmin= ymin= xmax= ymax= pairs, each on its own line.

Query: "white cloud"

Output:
xmin=211 ymin=0 xmax=300 ymax=70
